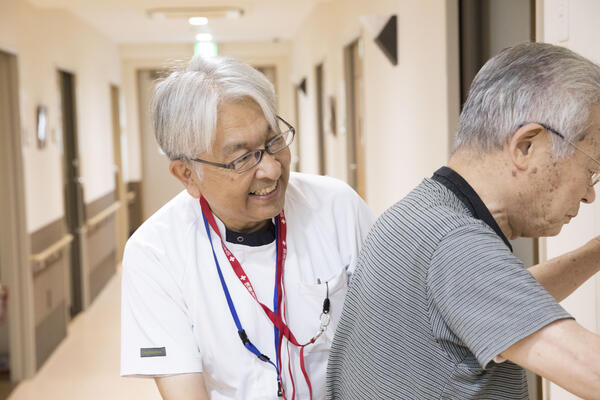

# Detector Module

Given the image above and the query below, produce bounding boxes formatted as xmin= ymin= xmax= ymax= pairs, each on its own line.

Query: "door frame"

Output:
xmin=0 ymin=49 xmax=36 ymax=380
xmin=110 ymin=84 xmax=129 ymax=263
xmin=58 ymin=69 xmax=87 ymax=316
xmin=344 ymin=39 xmax=366 ymax=199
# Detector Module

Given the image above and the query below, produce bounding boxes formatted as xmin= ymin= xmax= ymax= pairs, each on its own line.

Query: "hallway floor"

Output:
xmin=8 ymin=270 xmax=161 ymax=400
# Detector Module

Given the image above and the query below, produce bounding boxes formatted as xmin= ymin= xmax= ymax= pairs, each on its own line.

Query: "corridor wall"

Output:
xmin=290 ymin=0 xmax=459 ymax=215
xmin=0 ymin=0 xmax=121 ymax=374
xmin=541 ymin=1 xmax=600 ymax=399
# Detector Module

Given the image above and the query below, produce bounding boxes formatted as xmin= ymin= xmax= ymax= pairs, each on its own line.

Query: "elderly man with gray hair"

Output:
xmin=327 ymin=42 xmax=600 ymax=399
xmin=120 ymin=55 xmax=374 ymax=399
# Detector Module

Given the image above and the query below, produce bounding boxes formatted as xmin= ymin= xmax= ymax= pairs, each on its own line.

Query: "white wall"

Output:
xmin=291 ymin=0 xmax=459 ymax=215
xmin=0 ymin=0 xmax=121 ymax=232
xmin=541 ymin=0 xmax=600 ymax=399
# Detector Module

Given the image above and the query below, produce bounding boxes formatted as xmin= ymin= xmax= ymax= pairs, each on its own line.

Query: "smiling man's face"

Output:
xmin=187 ymin=99 xmax=290 ymax=233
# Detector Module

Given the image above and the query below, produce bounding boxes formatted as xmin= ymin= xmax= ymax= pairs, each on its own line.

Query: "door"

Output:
xmin=59 ymin=71 xmax=85 ymax=318
xmin=293 ymin=84 xmax=302 ymax=172
xmin=315 ymin=63 xmax=326 ymax=175
xmin=0 ymin=50 xmax=35 ymax=382
xmin=344 ymin=40 xmax=366 ymax=199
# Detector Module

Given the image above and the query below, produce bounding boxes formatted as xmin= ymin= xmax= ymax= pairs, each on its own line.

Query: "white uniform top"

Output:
xmin=120 ymin=173 xmax=375 ymax=399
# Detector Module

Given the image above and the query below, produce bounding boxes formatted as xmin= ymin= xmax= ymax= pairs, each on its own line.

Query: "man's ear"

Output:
xmin=508 ymin=123 xmax=545 ymax=171
xmin=169 ymin=160 xmax=201 ymax=198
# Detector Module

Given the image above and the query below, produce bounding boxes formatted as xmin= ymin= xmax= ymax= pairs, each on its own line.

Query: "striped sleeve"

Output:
xmin=427 ymin=223 xmax=572 ymax=368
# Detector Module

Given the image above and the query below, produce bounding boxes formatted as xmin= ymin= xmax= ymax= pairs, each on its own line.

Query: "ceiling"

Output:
xmin=27 ymin=0 xmax=329 ymax=43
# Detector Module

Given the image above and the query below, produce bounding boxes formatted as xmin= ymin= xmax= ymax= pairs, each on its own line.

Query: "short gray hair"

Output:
xmin=152 ymin=55 xmax=277 ymax=161
xmin=456 ymin=42 xmax=600 ymax=158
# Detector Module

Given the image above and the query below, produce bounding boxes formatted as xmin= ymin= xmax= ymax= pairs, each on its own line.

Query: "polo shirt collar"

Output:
xmin=432 ymin=166 xmax=513 ymax=252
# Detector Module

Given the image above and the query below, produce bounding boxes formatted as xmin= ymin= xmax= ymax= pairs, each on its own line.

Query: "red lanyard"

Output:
xmin=199 ymin=197 xmax=314 ymax=399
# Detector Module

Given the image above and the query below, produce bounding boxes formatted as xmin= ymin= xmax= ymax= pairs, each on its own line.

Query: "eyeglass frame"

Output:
xmin=180 ymin=115 xmax=295 ymax=174
xmin=522 ymin=122 xmax=600 ymax=187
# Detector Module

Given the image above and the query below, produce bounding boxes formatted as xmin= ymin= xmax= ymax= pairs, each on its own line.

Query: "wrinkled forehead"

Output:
xmin=582 ymin=104 xmax=600 ymax=143
xmin=212 ymin=100 xmax=271 ymax=154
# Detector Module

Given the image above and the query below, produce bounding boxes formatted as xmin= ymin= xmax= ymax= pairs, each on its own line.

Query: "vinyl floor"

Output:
xmin=8 ymin=270 xmax=161 ymax=400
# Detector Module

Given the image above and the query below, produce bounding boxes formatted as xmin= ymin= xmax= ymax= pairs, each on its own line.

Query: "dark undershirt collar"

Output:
xmin=225 ymin=220 xmax=276 ymax=247
xmin=432 ymin=166 xmax=513 ymax=252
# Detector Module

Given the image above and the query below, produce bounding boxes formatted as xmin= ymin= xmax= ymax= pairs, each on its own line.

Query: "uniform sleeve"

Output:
xmin=120 ymin=238 xmax=203 ymax=377
xmin=427 ymin=223 xmax=572 ymax=369
xmin=334 ymin=185 xmax=376 ymax=278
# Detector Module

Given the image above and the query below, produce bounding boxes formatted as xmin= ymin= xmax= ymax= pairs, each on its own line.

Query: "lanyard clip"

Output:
xmin=238 ymin=329 xmax=250 ymax=345
xmin=277 ymin=380 xmax=283 ymax=397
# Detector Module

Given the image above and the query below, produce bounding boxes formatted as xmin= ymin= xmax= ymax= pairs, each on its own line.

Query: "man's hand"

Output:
xmin=155 ymin=373 xmax=209 ymax=400
xmin=500 ymin=319 xmax=600 ymax=399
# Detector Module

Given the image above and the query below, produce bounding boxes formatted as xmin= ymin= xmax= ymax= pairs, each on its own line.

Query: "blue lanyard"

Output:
xmin=202 ymin=213 xmax=283 ymax=395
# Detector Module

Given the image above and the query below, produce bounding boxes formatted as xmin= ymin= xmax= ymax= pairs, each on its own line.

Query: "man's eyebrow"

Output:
xmin=222 ymin=142 xmax=250 ymax=156
xmin=221 ymin=125 xmax=272 ymax=155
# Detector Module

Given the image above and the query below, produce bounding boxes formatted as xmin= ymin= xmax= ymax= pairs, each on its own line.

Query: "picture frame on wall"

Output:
xmin=36 ymin=105 xmax=48 ymax=149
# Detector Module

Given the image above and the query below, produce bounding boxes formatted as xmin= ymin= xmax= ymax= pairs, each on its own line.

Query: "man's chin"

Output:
xmin=540 ymin=223 xmax=566 ymax=238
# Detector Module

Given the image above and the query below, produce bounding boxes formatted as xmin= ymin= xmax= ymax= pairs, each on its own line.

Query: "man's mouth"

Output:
xmin=250 ymin=182 xmax=278 ymax=196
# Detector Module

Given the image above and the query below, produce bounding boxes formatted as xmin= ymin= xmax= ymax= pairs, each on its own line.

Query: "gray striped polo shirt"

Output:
xmin=326 ymin=171 xmax=571 ymax=399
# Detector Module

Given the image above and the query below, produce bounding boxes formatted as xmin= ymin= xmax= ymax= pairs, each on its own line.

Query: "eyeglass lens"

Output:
xmin=231 ymin=123 xmax=294 ymax=172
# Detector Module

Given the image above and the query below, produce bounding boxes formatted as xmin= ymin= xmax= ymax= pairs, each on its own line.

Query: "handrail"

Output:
xmin=86 ymin=201 xmax=120 ymax=230
xmin=126 ymin=191 xmax=136 ymax=204
xmin=30 ymin=233 xmax=73 ymax=265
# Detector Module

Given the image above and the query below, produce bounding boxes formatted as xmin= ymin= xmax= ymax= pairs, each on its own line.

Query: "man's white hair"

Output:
xmin=456 ymin=42 xmax=600 ymax=158
xmin=152 ymin=55 xmax=277 ymax=162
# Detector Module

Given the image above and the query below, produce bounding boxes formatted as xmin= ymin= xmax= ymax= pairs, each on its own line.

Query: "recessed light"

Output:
xmin=195 ymin=33 xmax=213 ymax=42
xmin=189 ymin=17 xmax=208 ymax=26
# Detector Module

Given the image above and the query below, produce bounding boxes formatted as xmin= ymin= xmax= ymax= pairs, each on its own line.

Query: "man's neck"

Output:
xmin=447 ymin=149 xmax=515 ymax=240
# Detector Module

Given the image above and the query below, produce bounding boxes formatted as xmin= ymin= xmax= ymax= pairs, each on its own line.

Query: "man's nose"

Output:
xmin=255 ymin=151 xmax=281 ymax=179
xmin=582 ymin=185 xmax=596 ymax=204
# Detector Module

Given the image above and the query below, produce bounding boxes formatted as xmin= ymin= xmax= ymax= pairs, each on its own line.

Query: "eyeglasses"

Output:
xmin=531 ymin=122 xmax=600 ymax=187
xmin=186 ymin=116 xmax=295 ymax=174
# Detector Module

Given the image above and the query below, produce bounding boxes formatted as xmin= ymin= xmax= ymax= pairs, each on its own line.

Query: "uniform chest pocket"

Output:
xmin=296 ymin=266 xmax=349 ymax=342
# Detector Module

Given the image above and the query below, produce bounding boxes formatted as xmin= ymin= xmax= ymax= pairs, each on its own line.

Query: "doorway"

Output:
xmin=344 ymin=40 xmax=366 ymax=199
xmin=0 ymin=50 xmax=35 ymax=389
xmin=137 ymin=69 xmax=182 ymax=220
xmin=59 ymin=70 xmax=85 ymax=318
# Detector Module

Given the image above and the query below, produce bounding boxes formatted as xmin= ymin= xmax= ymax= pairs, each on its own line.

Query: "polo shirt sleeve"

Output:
xmin=427 ymin=223 xmax=572 ymax=369
xmin=336 ymin=184 xmax=376 ymax=278
xmin=120 ymin=238 xmax=203 ymax=377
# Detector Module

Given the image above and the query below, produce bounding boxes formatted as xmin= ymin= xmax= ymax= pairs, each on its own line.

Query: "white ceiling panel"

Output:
xmin=26 ymin=0 xmax=329 ymax=43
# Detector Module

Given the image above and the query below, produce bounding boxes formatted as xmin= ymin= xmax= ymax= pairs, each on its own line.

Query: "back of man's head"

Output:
xmin=456 ymin=42 xmax=600 ymax=159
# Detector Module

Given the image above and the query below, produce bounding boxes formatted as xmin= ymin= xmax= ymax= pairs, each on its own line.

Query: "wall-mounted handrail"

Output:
xmin=86 ymin=201 xmax=120 ymax=230
xmin=126 ymin=191 xmax=136 ymax=205
xmin=30 ymin=233 xmax=74 ymax=275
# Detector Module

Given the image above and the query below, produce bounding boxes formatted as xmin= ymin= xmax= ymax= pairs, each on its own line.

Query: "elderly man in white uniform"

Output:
xmin=120 ymin=55 xmax=374 ymax=400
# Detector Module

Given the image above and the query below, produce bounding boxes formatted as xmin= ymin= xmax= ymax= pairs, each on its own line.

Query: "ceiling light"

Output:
xmin=189 ymin=17 xmax=208 ymax=26
xmin=195 ymin=33 xmax=213 ymax=42
xmin=147 ymin=7 xmax=244 ymax=20
xmin=225 ymin=10 xmax=243 ymax=19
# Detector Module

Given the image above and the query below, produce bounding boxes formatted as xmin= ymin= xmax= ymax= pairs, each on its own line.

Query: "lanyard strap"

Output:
xmin=199 ymin=197 xmax=301 ymax=346
xmin=201 ymin=215 xmax=278 ymax=367
xmin=199 ymin=196 xmax=314 ymax=399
